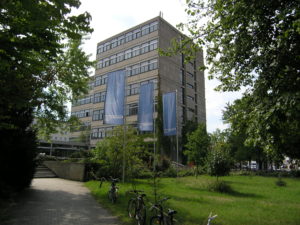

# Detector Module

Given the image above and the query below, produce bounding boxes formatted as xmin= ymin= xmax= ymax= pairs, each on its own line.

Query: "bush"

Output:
xmin=275 ymin=179 xmax=287 ymax=187
xmin=206 ymin=147 xmax=232 ymax=177
xmin=207 ymin=180 xmax=232 ymax=193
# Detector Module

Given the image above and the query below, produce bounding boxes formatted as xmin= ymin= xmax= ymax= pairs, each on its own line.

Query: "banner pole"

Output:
xmin=153 ymin=83 xmax=156 ymax=172
xmin=122 ymin=71 xmax=127 ymax=183
xmin=176 ymin=89 xmax=179 ymax=177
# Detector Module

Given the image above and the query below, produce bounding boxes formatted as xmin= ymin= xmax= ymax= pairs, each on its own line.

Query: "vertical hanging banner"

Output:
xmin=138 ymin=82 xmax=154 ymax=131
xmin=163 ymin=91 xmax=177 ymax=136
xmin=104 ymin=70 xmax=125 ymax=125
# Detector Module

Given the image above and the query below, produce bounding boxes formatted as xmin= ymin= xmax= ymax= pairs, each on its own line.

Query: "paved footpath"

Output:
xmin=2 ymin=178 xmax=121 ymax=225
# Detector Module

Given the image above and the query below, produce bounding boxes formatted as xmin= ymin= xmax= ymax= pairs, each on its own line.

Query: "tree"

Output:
xmin=166 ymin=0 xmax=300 ymax=158
xmin=184 ymin=123 xmax=210 ymax=176
xmin=0 ymin=0 xmax=93 ymax=193
xmin=181 ymin=119 xmax=198 ymax=164
xmin=92 ymin=126 xmax=150 ymax=179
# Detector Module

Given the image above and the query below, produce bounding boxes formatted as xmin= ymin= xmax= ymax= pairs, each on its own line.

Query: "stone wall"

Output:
xmin=44 ymin=161 xmax=85 ymax=181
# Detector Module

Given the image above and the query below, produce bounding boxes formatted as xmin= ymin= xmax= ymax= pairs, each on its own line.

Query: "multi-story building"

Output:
xmin=70 ymin=16 xmax=206 ymax=157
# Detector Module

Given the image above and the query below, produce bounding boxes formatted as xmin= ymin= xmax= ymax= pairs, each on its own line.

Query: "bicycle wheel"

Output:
xmin=127 ymin=199 xmax=136 ymax=218
xmin=108 ymin=190 xmax=117 ymax=203
xmin=136 ymin=205 xmax=146 ymax=225
xmin=150 ymin=216 xmax=163 ymax=225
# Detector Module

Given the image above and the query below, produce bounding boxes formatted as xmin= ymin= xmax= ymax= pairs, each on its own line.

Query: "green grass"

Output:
xmin=85 ymin=175 xmax=300 ymax=225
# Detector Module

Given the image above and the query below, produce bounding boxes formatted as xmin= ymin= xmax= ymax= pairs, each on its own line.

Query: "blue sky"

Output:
xmin=73 ymin=0 xmax=242 ymax=133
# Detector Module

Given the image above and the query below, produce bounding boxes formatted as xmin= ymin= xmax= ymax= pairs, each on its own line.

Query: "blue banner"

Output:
xmin=138 ymin=82 xmax=154 ymax=131
xmin=163 ymin=92 xmax=177 ymax=136
xmin=104 ymin=70 xmax=125 ymax=125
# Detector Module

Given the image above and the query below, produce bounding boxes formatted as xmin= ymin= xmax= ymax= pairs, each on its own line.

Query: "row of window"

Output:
xmin=91 ymin=127 xmax=114 ymax=139
xmin=94 ymin=91 xmax=106 ymax=103
xmin=126 ymin=59 xmax=158 ymax=77
xmin=73 ymin=79 xmax=157 ymax=109
xmin=94 ymin=58 xmax=158 ymax=88
xmin=127 ymin=79 xmax=157 ymax=96
xmin=71 ymin=109 xmax=91 ymax=118
xmin=96 ymin=39 xmax=158 ymax=69
xmin=72 ymin=95 xmax=93 ymax=107
xmin=97 ymin=21 xmax=158 ymax=55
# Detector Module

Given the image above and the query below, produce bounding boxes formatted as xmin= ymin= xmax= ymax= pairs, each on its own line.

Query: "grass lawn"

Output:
xmin=85 ymin=175 xmax=300 ymax=225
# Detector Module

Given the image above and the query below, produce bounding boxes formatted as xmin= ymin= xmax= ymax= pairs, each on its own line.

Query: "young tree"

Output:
xmin=207 ymin=130 xmax=232 ymax=178
xmin=165 ymin=0 xmax=300 ymax=159
xmin=184 ymin=123 xmax=210 ymax=176
xmin=92 ymin=126 xmax=149 ymax=180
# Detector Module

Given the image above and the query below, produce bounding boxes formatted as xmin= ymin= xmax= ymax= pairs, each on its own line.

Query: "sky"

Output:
xmin=72 ymin=0 xmax=242 ymax=133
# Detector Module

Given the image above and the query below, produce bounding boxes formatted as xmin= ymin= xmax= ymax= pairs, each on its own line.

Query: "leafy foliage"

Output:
xmin=0 ymin=0 xmax=93 ymax=193
xmin=91 ymin=126 xmax=150 ymax=179
xmin=166 ymin=0 xmax=300 ymax=158
xmin=184 ymin=123 xmax=210 ymax=175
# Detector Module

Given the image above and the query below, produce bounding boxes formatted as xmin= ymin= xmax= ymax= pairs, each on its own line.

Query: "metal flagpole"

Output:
xmin=175 ymin=89 xmax=179 ymax=177
xmin=153 ymin=82 xmax=156 ymax=172
xmin=122 ymin=71 xmax=127 ymax=183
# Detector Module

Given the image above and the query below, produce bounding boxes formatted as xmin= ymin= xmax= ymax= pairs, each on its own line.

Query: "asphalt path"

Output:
xmin=2 ymin=178 xmax=120 ymax=225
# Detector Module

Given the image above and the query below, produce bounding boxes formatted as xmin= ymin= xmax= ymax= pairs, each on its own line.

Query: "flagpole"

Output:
xmin=122 ymin=71 xmax=127 ymax=183
xmin=153 ymin=82 xmax=156 ymax=172
xmin=176 ymin=89 xmax=179 ymax=177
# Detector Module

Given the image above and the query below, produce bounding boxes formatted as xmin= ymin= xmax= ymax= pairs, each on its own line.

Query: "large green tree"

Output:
xmin=171 ymin=0 xmax=300 ymax=158
xmin=0 ymin=0 xmax=93 ymax=193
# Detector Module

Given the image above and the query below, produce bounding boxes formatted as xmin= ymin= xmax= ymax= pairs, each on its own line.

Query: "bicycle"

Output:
xmin=207 ymin=212 xmax=217 ymax=225
xmin=127 ymin=190 xmax=147 ymax=225
xmin=149 ymin=197 xmax=177 ymax=225
xmin=100 ymin=177 xmax=119 ymax=203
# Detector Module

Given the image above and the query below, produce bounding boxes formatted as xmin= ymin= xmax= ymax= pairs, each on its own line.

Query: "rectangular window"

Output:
xmin=125 ymin=49 xmax=132 ymax=60
xmin=118 ymin=35 xmax=125 ymax=45
xmin=149 ymin=39 xmax=158 ymax=51
xmin=126 ymin=66 xmax=132 ymax=77
xmin=140 ymin=43 xmax=149 ymax=54
xmin=94 ymin=92 xmax=101 ymax=103
xmin=125 ymin=32 xmax=133 ymax=42
xmin=116 ymin=52 xmax=124 ymax=62
xmin=131 ymin=46 xmax=140 ymax=57
xmin=140 ymin=62 xmax=149 ymax=73
xmin=187 ymin=71 xmax=194 ymax=77
xmin=97 ymin=45 xmax=104 ymax=54
xmin=110 ymin=55 xmax=117 ymax=65
xmin=149 ymin=21 xmax=158 ymax=32
xmin=127 ymin=83 xmax=140 ymax=96
xmin=104 ymin=42 xmax=110 ymax=51
xmin=103 ymin=58 xmax=110 ymax=67
xmin=141 ymin=24 xmax=150 ymax=36
xmin=100 ymin=91 xmax=106 ymax=102
xmin=133 ymin=28 xmax=141 ymax=39
xmin=187 ymin=95 xmax=194 ymax=101
xmin=96 ymin=60 xmax=103 ymax=69
xmin=149 ymin=59 xmax=158 ymax=70
xmin=111 ymin=38 xmax=118 ymax=48
xmin=92 ymin=128 xmax=98 ymax=139
xmin=131 ymin=64 xmax=140 ymax=76
xmin=126 ymin=103 xmax=138 ymax=116
xmin=187 ymin=83 xmax=194 ymax=89
xmin=92 ymin=109 xmax=104 ymax=121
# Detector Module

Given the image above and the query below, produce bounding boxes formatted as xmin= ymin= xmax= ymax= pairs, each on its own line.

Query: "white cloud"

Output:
xmin=71 ymin=0 xmax=242 ymax=132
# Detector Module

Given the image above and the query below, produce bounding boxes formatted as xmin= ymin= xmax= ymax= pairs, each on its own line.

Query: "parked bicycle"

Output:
xmin=127 ymin=190 xmax=147 ymax=225
xmin=100 ymin=177 xmax=119 ymax=203
xmin=207 ymin=212 xmax=217 ymax=225
xmin=149 ymin=197 xmax=177 ymax=225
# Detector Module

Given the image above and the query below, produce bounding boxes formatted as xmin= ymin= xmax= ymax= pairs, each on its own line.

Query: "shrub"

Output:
xmin=206 ymin=146 xmax=232 ymax=177
xmin=207 ymin=180 xmax=232 ymax=193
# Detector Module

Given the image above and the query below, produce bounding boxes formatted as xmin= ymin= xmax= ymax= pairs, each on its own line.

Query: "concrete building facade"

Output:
xmin=70 ymin=16 xmax=206 ymax=151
